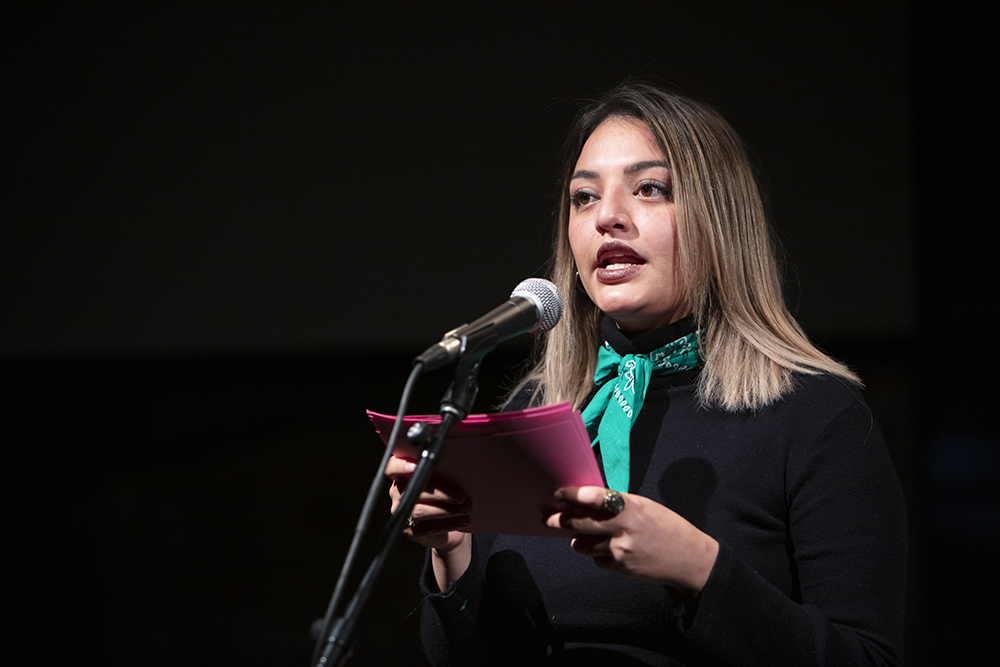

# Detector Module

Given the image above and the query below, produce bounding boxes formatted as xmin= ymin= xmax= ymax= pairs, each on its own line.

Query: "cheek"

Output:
xmin=567 ymin=221 xmax=588 ymax=267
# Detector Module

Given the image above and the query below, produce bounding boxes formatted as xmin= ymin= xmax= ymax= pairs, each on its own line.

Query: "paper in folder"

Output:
xmin=368 ymin=402 xmax=604 ymax=537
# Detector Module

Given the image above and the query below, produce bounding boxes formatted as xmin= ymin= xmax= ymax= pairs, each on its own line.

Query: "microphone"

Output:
xmin=415 ymin=278 xmax=563 ymax=370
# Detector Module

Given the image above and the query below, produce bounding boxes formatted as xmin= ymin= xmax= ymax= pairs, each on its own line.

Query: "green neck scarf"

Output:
xmin=581 ymin=330 xmax=701 ymax=492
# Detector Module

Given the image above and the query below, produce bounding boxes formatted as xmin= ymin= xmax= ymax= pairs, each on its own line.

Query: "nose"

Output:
xmin=595 ymin=187 xmax=632 ymax=234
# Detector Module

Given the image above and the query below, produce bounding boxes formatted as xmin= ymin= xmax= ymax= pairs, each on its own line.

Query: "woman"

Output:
xmin=386 ymin=82 xmax=907 ymax=666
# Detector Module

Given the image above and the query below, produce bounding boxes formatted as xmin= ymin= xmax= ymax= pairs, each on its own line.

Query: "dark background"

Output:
xmin=2 ymin=1 xmax=995 ymax=664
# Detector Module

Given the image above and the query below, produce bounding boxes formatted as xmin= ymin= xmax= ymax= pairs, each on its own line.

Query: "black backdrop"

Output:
xmin=3 ymin=2 xmax=996 ymax=665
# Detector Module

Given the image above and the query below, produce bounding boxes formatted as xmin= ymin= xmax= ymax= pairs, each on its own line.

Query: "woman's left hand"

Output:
xmin=545 ymin=486 xmax=719 ymax=598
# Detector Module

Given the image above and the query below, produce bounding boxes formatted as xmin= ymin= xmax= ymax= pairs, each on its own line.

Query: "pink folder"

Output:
xmin=369 ymin=402 xmax=604 ymax=536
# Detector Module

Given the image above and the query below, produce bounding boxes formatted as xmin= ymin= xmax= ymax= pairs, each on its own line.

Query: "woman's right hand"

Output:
xmin=385 ymin=455 xmax=472 ymax=553
xmin=386 ymin=456 xmax=474 ymax=590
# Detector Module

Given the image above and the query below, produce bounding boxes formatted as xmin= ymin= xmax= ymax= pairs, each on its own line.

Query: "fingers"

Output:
xmin=390 ymin=477 xmax=469 ymax=508
xmin=384 ymin=456 xmax=417 ymax=478
xmin=546 ymin=486 xmax=628 ymax=533
xmin=555 ymin=485 xmax=616 ymax=508
xmin=389 ymin=482 xmax=471 ymax=521
xmin=407 ymin=514 xmax=471 ymax=537
xmin=385 ymin=456 xmax=474 ymax=551
xmin=545 ymin=503 xmax=618 ymax=534
xmin=386 ymin=455 xmax=469 ymax=512
xmin=570 ymin=533 xmax=611 ymax=555
xmin=395 ymin=485 xmax=472 ymax=550
xmin=403 ymin=515 xmax=471 ymax=552
xmin=406 ymin=495 xmax=473 ymax=522
xmin=386 ymin=461 xmax=471 ymax=526
xmin=410 ymin=485 xmax=469 ymax=507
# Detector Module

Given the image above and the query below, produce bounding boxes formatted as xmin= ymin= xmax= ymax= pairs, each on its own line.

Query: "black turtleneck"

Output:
xmin=417 ymin=319 xmax=907 ymax=667
xmin=595 ymin=315 xmax=701 ymax=494
xmin=603 ymin=313 xmax=696 ymax=349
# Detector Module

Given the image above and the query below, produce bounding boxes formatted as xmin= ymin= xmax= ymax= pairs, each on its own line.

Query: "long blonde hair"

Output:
xmin=509 ymin=82 xmax=859 ymax=412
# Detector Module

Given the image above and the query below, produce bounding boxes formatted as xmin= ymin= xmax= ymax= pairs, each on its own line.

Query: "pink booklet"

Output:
xmin=368 ymin=402 xmax=604 ymax=536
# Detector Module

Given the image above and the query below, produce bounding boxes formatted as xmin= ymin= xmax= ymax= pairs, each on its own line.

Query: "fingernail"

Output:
xmin=404 ymin=462 xmax=416 ymax=473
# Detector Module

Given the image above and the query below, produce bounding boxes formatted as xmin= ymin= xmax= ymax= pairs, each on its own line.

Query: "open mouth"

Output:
xmin=596 ymin=241 xmax=646 ymax=270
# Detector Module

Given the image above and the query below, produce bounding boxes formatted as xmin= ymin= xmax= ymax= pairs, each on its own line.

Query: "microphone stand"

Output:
xmin=314 ymin=358 xmax=481 ymax=666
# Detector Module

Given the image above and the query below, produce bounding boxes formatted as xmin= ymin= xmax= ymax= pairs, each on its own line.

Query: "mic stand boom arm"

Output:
xmin=315 ymin=359 xmax=481 ymax=666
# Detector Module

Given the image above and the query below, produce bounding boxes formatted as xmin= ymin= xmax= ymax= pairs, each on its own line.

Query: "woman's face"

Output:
xmin=568 ymin=117 xmax=689 ymax=332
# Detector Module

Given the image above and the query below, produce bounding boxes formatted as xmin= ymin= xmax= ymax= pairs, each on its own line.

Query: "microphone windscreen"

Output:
xmin=511 ymin=278 xmax=563 ymax=333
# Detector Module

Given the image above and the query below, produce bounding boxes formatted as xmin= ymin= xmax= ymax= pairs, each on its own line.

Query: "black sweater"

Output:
xmin=418 ymin=318 xmax=907 ymax=666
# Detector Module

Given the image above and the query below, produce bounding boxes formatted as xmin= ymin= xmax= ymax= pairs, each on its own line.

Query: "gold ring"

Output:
xmin=406 ymin=516 xmax=418 ymax=530
xmin=600 ymin=489 xmax=625 ymax=516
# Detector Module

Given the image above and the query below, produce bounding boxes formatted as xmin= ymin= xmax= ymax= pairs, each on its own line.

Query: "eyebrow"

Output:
xmin=570 ymin=160 xmax=670 ymax=181
xmin=625 ymin=160 xmax=670 ymax=175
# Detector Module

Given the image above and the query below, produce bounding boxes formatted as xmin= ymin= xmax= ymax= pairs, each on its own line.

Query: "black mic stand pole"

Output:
xmin=315 ymin=358 xmax=481 ymax=667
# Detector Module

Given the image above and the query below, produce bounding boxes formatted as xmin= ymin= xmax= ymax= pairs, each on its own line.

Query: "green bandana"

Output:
xmin=581 ymin=331 xmax=701 ymax=492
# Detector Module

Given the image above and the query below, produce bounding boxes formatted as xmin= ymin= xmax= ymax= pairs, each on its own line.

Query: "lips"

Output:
xmin=591 ymin=241 xmax=646 ymax=284
xmin=595 ymin=241 xmax=645 ymax=269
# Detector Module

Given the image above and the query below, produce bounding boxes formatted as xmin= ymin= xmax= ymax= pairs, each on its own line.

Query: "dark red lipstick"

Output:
xmin=594 ymin=241 xmax=645 ymax=283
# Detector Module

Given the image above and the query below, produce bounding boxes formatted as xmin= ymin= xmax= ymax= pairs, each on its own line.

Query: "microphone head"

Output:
xmin=511 ymin=278 xmax=563 ymax=333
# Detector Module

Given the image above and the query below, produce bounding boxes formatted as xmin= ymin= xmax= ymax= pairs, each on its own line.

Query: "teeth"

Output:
xmin=605 ymin=263 xmax=635 ymax=270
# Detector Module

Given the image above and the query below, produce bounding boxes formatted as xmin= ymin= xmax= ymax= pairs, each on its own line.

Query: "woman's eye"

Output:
xmin=636 ymin=182 xmax=671 ymax=199
xmin=570 ymin=190 xmax=596 ymax=209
